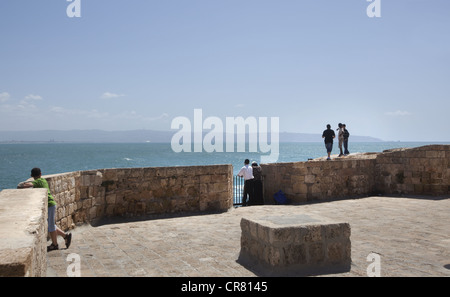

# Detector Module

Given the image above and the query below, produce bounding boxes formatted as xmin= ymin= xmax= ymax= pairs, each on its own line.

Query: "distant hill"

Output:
xmin=278 ymin=132 xmax=382 ymax=143
xmin=0 ymin=130 xmax=383 ymax=143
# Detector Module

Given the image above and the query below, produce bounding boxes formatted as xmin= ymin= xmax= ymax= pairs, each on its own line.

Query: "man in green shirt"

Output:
xmin=18 ymin=168 xmax=72 ymax=251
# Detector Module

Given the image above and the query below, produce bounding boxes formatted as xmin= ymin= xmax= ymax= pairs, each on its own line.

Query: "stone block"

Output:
xmin=305 ymin=175 xmax=315 ymax=184
xmin=238 ymin=214 xmax=351 ymax=276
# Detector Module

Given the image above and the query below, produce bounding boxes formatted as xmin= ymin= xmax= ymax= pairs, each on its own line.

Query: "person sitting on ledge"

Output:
xmin=18 ymin=167 xmax=72 ymax=251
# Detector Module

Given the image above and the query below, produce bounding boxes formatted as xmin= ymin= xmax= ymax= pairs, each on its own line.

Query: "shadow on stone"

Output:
xmin=90 ymin=210 xmax=226 ymax=227
xmin=236 ymin=253 xmax=351 ymax=277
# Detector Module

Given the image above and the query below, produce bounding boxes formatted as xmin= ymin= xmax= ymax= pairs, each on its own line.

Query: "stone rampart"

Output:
xmin=262 ymin=145 xmax=449 ymax=204
xmin=0 ymin=189 xmax=47 ymax=277
xmin=262 ymin=155 xmax=377 ymax=203
xmin=44 ymin=165 xmax=233 ymax=229
xmin=374 ymin=145 xmax=449 ymax=196
xmin=0 ymin=145 xmax=448 ymax=276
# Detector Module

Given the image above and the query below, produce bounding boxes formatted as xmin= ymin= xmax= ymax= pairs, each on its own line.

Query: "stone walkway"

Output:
xmin=46 ymin=196 xmax=450 ymax=277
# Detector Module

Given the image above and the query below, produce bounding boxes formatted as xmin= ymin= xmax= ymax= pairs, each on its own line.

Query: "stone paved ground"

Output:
xmin=46 ymin=196 xmax=450 ymax=277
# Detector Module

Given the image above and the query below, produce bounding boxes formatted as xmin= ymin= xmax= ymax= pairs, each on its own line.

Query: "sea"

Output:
xmin=1 ymin=142 xmax=448 ymax=191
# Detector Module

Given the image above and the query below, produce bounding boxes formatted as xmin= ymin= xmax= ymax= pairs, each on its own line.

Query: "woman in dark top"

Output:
xmin=251 ymin=162 xmax=264 ymax=205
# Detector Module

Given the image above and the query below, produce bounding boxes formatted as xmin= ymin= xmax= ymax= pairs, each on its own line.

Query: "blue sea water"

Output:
xmin=1 ymin=142 xmax=448 ymax=191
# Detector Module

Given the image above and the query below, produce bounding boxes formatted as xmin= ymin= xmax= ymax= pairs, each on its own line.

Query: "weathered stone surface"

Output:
xmin=1 ymin=144 xmax=447 ymax=277
xmin=42 ymin=164 xmax=233 ymax=228
xmin=262 ymin=145 xmax=450 ymax=203
xmin=0 ymin=189 xmax=47 ymax=277
xmin=238 ymin=214 xmax=351 ymax=276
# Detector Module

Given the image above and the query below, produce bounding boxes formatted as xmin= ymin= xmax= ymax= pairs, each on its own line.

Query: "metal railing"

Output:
xmin=233 ymin=175 xmax=245 ymax=206
xmin=233 ymin=175 xmax=264 ymax=206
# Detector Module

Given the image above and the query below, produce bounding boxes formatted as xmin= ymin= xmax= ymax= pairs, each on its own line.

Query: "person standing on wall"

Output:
xmin=18 ymin=168 xmax=72 ymax=251
xmin=251 ymin=161 xmax=264 ymax=205
xmin=237 ymin=159 xmax=254 ymax=206
xmin=322 ymin=124 xmax=336 ymax=160
xmin=343 ymin=124 xmax=350 ymax=156
xmin=337 ymin=123 xmax=344 ymax=157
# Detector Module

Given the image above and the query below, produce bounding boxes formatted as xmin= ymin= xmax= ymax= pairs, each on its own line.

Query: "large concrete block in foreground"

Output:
xmin=238 ymin=214 xmax=351 ymax=276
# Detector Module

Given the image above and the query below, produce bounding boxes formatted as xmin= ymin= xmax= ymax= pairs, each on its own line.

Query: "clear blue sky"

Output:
xmin=1 ymin=0 xmax=449 ymax=141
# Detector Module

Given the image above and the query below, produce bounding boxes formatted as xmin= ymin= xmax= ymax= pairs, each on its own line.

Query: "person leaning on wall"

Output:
xmin=237 ymin=159 xmax=254 ymax=206
xmin=18 ymin=167 xmax=72 ymax=251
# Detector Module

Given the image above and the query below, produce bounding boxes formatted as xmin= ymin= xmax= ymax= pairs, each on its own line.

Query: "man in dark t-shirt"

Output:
xmin=322 ymin=124 xmax=335 ymax=160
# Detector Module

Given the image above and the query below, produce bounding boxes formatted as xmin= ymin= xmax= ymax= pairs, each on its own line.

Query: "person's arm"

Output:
xmin=17 ymin=181 xmax=34 ymax=189
xmin=237 ymin=168 xmax=244 ymax=177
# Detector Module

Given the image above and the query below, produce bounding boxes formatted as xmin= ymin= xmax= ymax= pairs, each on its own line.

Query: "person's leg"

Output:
xmin=47 ymin=206 xmax=58 ymax=250
xmin=255 ymin=180 xmax=263 ymax=205
xmin=326 ymin=143 xmax=332 ymax=159
xmin=48 ymin=206 xmax=72 ymax=250
xmin=344 ymin=139 xmax=349 ymax=155
xmin=248 ymin=179 xmax=255 ymax=206
xmin=253 ymin=180 xmax=259 ymax=205
xmin=242 ymin=180 xmax=249 ymax=206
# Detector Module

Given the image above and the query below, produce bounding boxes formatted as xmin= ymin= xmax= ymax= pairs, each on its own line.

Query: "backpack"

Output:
xmin=273 ymin=190 xmax=289 ymax=205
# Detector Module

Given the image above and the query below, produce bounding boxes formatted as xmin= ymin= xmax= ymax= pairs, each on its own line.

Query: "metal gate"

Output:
xmin=233 ymin=175 xmax=245 ymax=206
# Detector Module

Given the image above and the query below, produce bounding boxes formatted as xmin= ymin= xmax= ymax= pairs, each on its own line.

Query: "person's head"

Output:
xmin=252 ymin=161 xmax=258 ymax=167
xmin=343 ymin=124 xmax=346 ymax=128
xmin=326 ymin=124 xmax=331 ymax=129
xmin=244 ymin=159 xmax=250 ymax=165
xmin=338 ymin=123 xmax=342 ymax=128
xmin=31 ymin=167 xmax=41 ymax=179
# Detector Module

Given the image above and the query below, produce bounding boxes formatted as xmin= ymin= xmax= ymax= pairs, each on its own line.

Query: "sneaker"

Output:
xmin=65 ymin=232 xmax=72 ymax=249
xmin=47 ymin=243 xmax=59 ymax=252
xmin=327 ymin=157 xmax=331 ymax=161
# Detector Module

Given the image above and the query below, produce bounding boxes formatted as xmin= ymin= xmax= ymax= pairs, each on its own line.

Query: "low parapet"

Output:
xmin=0 ymin=188 xmax=48 ymax=277
xmin=262 ymin=145 xmax=450 ymax=203
xmin=43 ymin=164 xmax=234 ymax=230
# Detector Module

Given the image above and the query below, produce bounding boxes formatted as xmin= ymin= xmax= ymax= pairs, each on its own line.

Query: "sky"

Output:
xmin=1 ymin=0 xmax=449 ymax=142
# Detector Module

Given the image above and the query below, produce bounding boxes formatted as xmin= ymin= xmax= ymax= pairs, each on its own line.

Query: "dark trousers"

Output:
xmin=253 ymin=179 xmax=264 ymax=205
xmin=242 ymin=179 xmax=254 ymax=206
xmin=344 ymin=138 xmax=350 ymax=155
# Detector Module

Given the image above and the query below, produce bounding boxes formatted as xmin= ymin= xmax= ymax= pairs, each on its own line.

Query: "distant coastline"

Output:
xmin=0 ymin=129 xmax=384 ymax=144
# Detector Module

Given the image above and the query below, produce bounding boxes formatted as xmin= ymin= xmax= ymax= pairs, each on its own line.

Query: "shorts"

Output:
xmin=325 ymin=142 xmax=333 ymax=153
xmin=48 ymin=205 xmax=57 ymax=232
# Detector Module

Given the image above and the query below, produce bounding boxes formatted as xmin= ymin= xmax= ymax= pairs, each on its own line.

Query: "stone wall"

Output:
xmin=262 ymin=154 xmax=378 ymax=203
xmin=44 ymin=172 xmax=80 ymax=231
xmin=262 ymin=145 xmax=450 ymax=204
xmin=0 ymin=189 xmax=48 ymax=277
xmin=375 ymin=145 xmax=450 ymax=196
xmin=44 ymin=165 xmax=233 ymax=230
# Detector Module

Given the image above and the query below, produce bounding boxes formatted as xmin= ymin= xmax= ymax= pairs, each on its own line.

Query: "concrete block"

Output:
xmin=238 ymin=214 xmax=351 ymax=276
